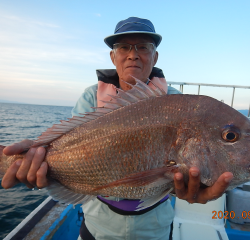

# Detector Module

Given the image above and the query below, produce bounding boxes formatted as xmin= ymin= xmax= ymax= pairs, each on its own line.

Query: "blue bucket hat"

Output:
xmin=104 ymin=17 xmax=162 ymax=49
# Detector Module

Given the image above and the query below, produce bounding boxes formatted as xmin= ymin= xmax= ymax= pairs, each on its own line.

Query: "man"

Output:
xmin=2 ymin=17 xmax=233 ymax=239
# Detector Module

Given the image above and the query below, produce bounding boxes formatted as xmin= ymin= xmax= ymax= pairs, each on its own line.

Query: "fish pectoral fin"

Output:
xmin=46 ymin=179 xmax=96 ymax=206
xmin=93 ymin=165 xmax=179 ymax=192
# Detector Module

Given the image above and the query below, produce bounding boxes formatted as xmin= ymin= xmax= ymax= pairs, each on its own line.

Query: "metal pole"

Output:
xmin=231 ymin=87 xmax=235 ymax=107
xmin=180 ymin=85 xmax=183 ymax=93
xmin=198 ymin=85 xmax=200 ymax=95
xmin=248 ymin=104 xmax=250 ymax=117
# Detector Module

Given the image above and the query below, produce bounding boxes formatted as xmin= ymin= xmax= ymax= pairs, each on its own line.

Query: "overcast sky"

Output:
xmin=0 ymin=0 xmax=249 ymax=109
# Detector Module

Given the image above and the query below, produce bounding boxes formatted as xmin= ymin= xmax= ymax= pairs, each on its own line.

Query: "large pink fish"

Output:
xmin=1 ymin=79 xmax=250 ymax=209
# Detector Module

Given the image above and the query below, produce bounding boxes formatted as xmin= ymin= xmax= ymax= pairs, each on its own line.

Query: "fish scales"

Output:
xmin=1 ymin=79 xmax=250 ymax=205
xmin=47 ymin=124 xmax=172 ymax=198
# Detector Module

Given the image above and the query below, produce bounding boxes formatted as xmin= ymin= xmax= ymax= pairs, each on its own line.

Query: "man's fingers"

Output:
xmin=27 ymin=147 xmax=46 ymax=186
xmin=173 ymin=166 xmax=233 ymax=204
xmin=2 ymin=143 xmax=48 ymax=190
xmin=36 ymin=162 xmax=49 ymax=189
xmin=1 ymin=160 xmax=22 ymax=189
xmin=16 ymin=148 xmax=36 ymax=186
xmin=174 ymin=167 xmax=201 ymax=203
xmin=174 ymin=172 xmax=187 ymax=199
xmin=186 ymin=167 xmax=200 ymax=203
xmin=3 ymin=139 xmax=34 ymax=156
xmin=203 ymin=172 xmax=233 ymax=201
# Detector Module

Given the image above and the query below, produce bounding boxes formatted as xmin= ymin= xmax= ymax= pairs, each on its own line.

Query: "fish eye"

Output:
xmin=221 ymin=126 xmax=240 ymax=142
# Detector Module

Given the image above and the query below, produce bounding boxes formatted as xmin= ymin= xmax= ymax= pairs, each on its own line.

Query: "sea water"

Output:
xmin=0 ymin=102 xmax=72 ymax=239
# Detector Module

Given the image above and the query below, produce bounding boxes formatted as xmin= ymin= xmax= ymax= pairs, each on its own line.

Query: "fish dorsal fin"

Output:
xmin=32 ymin=77 xmax=166 ymax=147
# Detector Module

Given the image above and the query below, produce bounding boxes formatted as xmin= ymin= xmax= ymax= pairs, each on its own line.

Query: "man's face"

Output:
xmin=110 ymin=34 xmax=158 ymax=90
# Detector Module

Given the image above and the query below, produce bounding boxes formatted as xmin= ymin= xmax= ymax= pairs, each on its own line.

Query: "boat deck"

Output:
xmin=23 ymin=201 xmax=66 ymax=240
xmin=4 ymin=195 xmax=250 ymax=240
xmin=227 ymin=221 xmax=250 ymax=232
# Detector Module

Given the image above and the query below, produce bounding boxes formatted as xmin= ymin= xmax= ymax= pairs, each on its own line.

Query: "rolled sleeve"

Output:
xmin=71 ymin=84 xmax=98 ymax=117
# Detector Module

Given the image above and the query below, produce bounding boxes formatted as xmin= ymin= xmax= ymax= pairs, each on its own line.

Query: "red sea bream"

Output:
xmin=1 ymin=79 xmax=250 ymax=209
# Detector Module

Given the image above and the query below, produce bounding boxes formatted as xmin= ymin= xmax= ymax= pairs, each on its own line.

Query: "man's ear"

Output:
xmin=110 ymin=50 xmax=116 ymax=66
xmin=153 ymin=51 xmax=158 ymax=66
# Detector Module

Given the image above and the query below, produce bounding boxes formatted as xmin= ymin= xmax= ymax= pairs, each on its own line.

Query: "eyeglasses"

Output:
xmin=113 ymin=43 xmax=155 ymax=54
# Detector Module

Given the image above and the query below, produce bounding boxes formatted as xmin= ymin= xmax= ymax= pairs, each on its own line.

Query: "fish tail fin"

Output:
xmin=0 ymin=145 xmax=6 ymax=178
xmin=0 ymin=145 xmax=4 ymax=157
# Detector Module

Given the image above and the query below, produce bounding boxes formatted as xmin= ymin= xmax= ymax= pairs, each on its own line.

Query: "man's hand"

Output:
xmin=173 ymin=167 xmax=233 ymax=204
xmin=1 ymin=139 xmax=49 ymax=189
